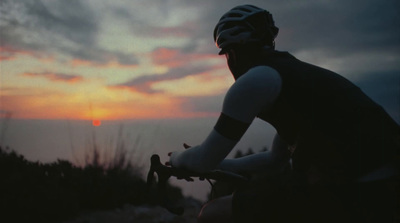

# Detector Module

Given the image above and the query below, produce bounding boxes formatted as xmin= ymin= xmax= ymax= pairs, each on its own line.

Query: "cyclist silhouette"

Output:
xmin=168 ymin=5 xmax=399 ymax=223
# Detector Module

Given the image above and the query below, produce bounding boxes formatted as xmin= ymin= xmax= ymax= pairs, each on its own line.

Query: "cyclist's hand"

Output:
xmin=166 ymin=143 xmax=191 ymax=166
xmin=167 ymin=143 xmax=195 ymax=181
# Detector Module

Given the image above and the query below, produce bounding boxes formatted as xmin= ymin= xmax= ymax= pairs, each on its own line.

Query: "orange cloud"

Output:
xmin=152 ymin=48 xmax=182 ymax=68
xmin=109 ymin=83 xmax=159 ymax=95
xmin=111 ymin=63 xmax=220 ymax=95
xmin=22 ymin=72 xmax=84 ymax=83
xmin=70 ymin=58 xmax=139 ymax=68
xmin=0 ymin=46 xmax=35 ymax=61
xmin=113 ymin=47 xmax=227 ymax=95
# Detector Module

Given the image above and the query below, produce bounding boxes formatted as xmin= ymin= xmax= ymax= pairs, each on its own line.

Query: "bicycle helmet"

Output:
xmin=213 ymin=5 xmax=279 ymax=55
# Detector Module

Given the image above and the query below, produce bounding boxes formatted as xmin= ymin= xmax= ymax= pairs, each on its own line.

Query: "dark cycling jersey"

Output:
xmin=255 ymin=50 xmax=399 ymax=184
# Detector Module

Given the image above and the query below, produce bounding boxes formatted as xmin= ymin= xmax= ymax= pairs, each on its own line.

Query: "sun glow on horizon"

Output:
xmin=92 ymin=119 xmax=101 ymax=126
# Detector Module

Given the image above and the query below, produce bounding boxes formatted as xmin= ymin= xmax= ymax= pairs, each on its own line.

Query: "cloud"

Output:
xmin=353 ymin=70 xmax=400 ymax=123
xmin=0 ymin=0 xmax=96 ymax=48
xmin=1 ymin=0 xmax=399 ymax=121
xmin=111 ymin=63 xmax=216 ymax=94
xmin=110 ymin=45 xmax=224 ymax=95
xmin=67 ymin=47 xmax=139 ymax=67
xmin=272 ymin=0 xmax=400 ymax=57
xmin=2 ymin=0 xmax=398 ymax=66
xmin=0 ymin=0 xmax=140 ymax=66
xmin=189 ymin=0 xmax=400 ymax=73
xmin=0 ymin=46 xmax=37 ymax=61
xmin=151 ymin=48 xmax=182 ymax=67
xmin=23 ymin=72 xmax=84 ymax=83
xmin=151 ymin=47 xmax=220 ymax=67
xmin=101 ymin=1 xmax=221 ymax=55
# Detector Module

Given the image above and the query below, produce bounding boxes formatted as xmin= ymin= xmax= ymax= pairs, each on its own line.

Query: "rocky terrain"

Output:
xmin=62 ymin=198 xmax=203 ymax=223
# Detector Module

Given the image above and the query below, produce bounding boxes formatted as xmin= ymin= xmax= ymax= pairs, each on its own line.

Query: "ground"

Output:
xmin=62 ymin=198 xmax=202 ymax=223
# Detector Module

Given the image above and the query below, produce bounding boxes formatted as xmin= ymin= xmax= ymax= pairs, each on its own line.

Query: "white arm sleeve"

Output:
xmin=169 ymin=129 xmax=237 ymax=173
xmin=222 ymin=66 xmax=282 ymax=123
xmin=170 ymin=66 xmax=282 ymax=173
xmin=218 ymin=134 xmax=290 ymax=175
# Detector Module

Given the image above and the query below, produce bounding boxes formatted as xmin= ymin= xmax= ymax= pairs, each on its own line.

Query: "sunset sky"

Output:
xmin=1 ymin=0 xmax=399 ymax=122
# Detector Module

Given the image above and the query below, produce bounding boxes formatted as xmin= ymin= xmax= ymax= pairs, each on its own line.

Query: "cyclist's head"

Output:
xmin=213 ymin=5 xmax=279 ymax=55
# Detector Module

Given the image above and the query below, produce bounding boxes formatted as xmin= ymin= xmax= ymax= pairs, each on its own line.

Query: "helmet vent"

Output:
xmin=227 ymin=12 xmax=244 ymax=18
xmin=239 ymin=8 xmax=252 ymax=13
xmin=231 ymin=27 xmax=247 ymax=36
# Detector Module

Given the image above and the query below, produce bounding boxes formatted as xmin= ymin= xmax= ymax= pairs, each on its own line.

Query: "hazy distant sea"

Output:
xmin=0 ymin=117 xmax=275 ymax=201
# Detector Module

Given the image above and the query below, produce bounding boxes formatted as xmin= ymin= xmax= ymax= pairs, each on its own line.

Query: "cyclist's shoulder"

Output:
xmin=245 ymin=65 xmax=280 ymax=78
xmin=228 ymin=65 xmax=281 ymax=96
xmin=223 ymin=65 xmax=282 ymax=119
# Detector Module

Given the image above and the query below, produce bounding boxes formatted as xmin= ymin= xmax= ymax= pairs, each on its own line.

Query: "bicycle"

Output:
xmin=146 ymin=154 xmax=249 ymax=215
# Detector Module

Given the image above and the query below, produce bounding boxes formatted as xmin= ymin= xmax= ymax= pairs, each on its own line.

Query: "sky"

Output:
xmin=1 ymin=0 xmax=399 ymax=201
xmin=1 ymin=0 xmax=399 ymax=121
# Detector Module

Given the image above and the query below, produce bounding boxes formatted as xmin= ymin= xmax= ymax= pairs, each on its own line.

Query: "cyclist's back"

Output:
xmin=255 ymin=50 xmax=399 ymax=184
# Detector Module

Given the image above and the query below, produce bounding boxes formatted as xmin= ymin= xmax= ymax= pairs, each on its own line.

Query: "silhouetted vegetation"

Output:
xmin=0 ymin=146 xmax=183 ymax=223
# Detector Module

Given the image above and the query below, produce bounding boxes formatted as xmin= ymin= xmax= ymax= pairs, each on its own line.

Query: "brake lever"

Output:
xmin=147 ymin=154 xmax=184 ymax=215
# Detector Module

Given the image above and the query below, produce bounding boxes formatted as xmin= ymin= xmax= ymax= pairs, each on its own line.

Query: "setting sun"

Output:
xmin=92 ymin=120 xmax=101 ymax=127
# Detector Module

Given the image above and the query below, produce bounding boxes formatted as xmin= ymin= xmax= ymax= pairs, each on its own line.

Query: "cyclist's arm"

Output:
xmin=218 ymin=134 xmax=290 ymax=175
xmin=170 ymin=66 xmax=282 ymax=173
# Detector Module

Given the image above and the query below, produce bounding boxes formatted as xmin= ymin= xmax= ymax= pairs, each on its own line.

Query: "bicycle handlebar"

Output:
xmin=146 ymin=154 xmax=248 ymax=215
